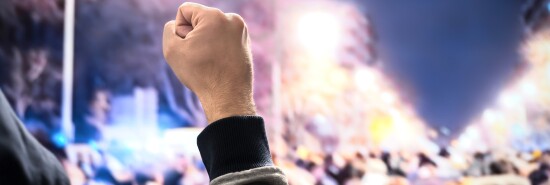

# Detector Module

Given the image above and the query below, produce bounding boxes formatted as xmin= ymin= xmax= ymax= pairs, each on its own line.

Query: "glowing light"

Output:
xmin=125 ymin=142 xmax=142 ymax=150
xmin=52 ymin=133 xmax=68 ymax=147
xmin=382 ymin=92 xmax=397 ymax=104
xmin=354 ymin=68 xmax=378 ymax=92
xmin=296 ymin=146 xmax=310 ymax=160
xmin=498 ymin=92 xmax=521 ymax=108
xmin=88 ymin=141 xmax=99 ymax=150
xmin=296 ymin=11 xmax=341 ymax=56
xmin=520 ymin=80 xmax=537 ymax=96
xmin=482 ymin=109 xmax=497 ymax=124
xmin=451 ymin=154 xmax=466 ymax=167
xmin=465 ymin=126 xmax=479 ymax=137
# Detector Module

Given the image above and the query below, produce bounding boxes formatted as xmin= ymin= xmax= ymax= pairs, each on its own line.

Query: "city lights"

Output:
xmin=296 ymin=11 xmax=342 ymax=56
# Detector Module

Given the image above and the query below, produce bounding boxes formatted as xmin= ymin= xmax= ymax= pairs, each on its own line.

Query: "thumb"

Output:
xmin=162 ymin=20 xmax=183 ymax=58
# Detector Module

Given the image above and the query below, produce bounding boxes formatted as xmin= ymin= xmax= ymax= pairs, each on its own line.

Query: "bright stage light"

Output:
xmin=498 ymin=92 xmax=521 ymax=108
xmin=296 ymin=11 xmax=341 ymax=56
xmin=520 ymin=80 xmax=537 ymax=96
xmin=382 ymin=92 xmax=397 ymax=104
xmin=354 ymin=67 xmax=379 ymax=92
xmin=482 ymin=109 xmax=497 ymax=124
xmin=466 ymin=126 xmax=478 ymax=135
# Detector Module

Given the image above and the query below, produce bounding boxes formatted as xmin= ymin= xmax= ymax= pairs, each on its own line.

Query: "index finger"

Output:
xmin=175 ymin=2 xmax=208 ymax=29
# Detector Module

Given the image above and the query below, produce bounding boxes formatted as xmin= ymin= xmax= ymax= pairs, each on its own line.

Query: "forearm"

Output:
xmin=163 ymin=3 xmax=287 ymax=184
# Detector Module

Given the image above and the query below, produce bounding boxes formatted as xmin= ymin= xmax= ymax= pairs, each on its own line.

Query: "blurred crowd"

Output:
xmin=275 ymin=148 xmax=550 ymax=185
xmin=50 ymin=142 xmax=550 ymax=185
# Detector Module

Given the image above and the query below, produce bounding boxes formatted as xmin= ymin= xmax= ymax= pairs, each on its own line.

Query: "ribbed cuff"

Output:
xmin=197 ymin=116 xmax=274 ymax=181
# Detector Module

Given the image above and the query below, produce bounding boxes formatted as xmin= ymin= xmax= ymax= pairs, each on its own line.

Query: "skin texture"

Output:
xmin=162 ymin=2 xmax=256 ymax=123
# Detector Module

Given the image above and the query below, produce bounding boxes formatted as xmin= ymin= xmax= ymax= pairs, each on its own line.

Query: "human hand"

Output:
xmin=163 ymin=2 xmax=256 ymax=123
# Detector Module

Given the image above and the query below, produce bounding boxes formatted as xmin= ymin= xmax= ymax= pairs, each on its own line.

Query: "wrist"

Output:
xmin=198 ymin=92 xmax=257 ymax=123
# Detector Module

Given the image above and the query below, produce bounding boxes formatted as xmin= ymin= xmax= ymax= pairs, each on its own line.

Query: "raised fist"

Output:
xmin=163 ymin=2 xmax=256 ymax=123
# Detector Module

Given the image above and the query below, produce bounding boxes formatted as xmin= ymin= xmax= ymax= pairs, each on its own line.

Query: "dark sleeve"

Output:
xmin=197 ymin=116 xmax=274 ymax=179
xmin=0 ymin=90 xmax=70 ymax=185
xmin=197 ymin=116 xmax=287 ymax=184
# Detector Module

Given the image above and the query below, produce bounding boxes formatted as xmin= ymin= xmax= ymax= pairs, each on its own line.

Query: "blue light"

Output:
xmin=511 ymin=123 xmax=527 ymax=137
xmin=52 ymin=133 xmax=67 ymax=147
xmin=547 ymin=2 xmax=550 ymax=12
xmin=88 ymin=140 xmax=99 ymax=150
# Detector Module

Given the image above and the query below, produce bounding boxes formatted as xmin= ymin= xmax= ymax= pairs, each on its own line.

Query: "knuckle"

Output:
xmin=163 ymin=21 xmax=173 ymax=29
xmin=209 ymin=8 xmax=225 ymax=18
xmin=179 ymin=2 xmax=197 ymax=9
xmin=205 ymin=8 xmax=226 ymax=24
xmin=178 ymin=2 xmax=190 ymax=11
xmin=226 ymin=13 xmax=246 ymax=28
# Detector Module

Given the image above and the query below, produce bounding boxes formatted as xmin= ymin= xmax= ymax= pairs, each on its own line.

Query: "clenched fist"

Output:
xmin=163 ymin=2 xmax=256 ymax=123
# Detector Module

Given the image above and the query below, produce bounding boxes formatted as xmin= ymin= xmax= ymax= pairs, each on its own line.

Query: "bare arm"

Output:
xmin=162 ymin=3 xmax=288 ymax=184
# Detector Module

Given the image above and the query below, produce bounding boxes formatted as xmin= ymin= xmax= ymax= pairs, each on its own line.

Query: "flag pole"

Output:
xmin=62 ymin=0 xmax=76 ymax=141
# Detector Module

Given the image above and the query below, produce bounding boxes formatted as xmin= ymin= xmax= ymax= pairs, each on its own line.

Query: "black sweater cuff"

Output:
xmin=197 ymin=116 xmax=274 ymax=180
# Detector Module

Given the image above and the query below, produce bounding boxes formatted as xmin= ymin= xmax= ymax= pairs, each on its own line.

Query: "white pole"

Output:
xmin=62 ymin=0 xmax=76 ymax=141
xmin=270 ymin=0 xmax=283 ymax=144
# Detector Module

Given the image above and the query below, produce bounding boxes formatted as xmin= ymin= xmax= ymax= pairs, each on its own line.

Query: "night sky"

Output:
xmin=361 ymin=0 xmax=526 ymax=136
